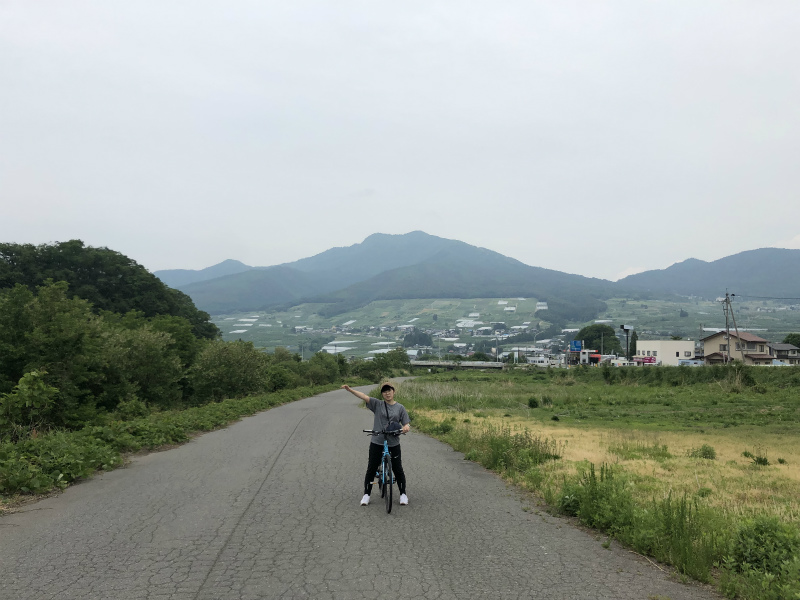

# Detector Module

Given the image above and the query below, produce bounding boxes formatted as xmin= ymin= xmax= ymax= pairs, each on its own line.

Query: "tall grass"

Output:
xmin=399 ymin=370 xmax=800 ymax=599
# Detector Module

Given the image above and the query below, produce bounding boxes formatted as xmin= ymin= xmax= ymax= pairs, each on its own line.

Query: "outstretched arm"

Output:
xmin=341 ymin=384 xmax=370 ymax=403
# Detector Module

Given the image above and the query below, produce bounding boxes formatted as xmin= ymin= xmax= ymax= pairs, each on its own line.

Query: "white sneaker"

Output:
xmin=399 ymin=494 xmax=408 ymax=505
xmin=360 ymin=494 xmax=370 ymax=506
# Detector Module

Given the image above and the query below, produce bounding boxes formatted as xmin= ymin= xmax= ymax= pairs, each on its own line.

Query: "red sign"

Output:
xmin=634 ymin=356 xmax=656 ymax=364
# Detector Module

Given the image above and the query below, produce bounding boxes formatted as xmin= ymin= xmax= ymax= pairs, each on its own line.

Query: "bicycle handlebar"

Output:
xmin=363 ymin=429 xmax=405 ymax=436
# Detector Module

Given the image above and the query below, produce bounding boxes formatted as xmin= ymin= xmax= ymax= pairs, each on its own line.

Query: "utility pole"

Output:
xmin=724 ymin=292 xmax=745 ymax=362
xmin=620 ymin=325 xmax=633 ymax=361
xmin=722 ymin=292 xmax=731 ymax=364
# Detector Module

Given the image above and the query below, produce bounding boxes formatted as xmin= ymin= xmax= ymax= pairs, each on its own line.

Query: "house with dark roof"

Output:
xmin=701 ymin=331 xmax=773 ymax=365
xmin=768 ymin=343 xmax=800 ymax=365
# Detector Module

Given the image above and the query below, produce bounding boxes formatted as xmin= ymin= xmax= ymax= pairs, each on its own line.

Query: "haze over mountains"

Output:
xmin=154 ymin=231 xmax=800 ymax=319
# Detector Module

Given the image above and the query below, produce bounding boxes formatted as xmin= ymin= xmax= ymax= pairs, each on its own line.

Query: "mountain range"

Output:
xmin=154 ymin=232 xmax=800 ymax=321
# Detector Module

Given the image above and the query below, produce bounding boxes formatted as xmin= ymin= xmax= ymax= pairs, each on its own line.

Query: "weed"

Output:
xmin=0 ymin=385 xmax=336 ymax=495
xmin=528 ymin=397 xmax=539 ymax=409
xmin=437 ymin=422 xmax=454 ymax=434
xmin=609 ymin=439 xmax=672 ymax=461
xmin=687 ymin=444 xmax=717 ymax=460
xmin=744 ymin=447 xmax=770 ymax=466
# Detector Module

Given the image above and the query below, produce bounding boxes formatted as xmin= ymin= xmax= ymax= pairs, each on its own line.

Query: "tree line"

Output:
xmin=0 ymin=242 xmax=411 ymax=443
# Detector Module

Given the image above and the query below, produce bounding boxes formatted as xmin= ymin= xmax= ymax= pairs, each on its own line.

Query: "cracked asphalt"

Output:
xmin=0 ymin=385 xmax=720 ymax=599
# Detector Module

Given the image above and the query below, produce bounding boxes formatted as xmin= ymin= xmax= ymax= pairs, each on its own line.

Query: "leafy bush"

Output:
xmin=729 ymin=516 xmax=800 ymax=575
xmin=0 ymin=371 xmax=58 ymax=442
xmin=720 ymin=516 xmax=800 ymax=599
xmin=112 ymin=397 xmax=150 ymax=421
xmin=189 ymin=340 xmax=269 ymax=403
xmin=437 ymin=422 xmax=454 ymax=434
xmin=687 ymin=444 xmax=717 ymax=460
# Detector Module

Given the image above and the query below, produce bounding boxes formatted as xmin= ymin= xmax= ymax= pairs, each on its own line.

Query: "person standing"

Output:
xmin=342 ymin=382 xmax=411 ymax=506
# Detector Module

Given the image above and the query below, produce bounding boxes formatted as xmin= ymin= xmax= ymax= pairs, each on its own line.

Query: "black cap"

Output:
xmin=380 ymin=383 xmax=395 ymax=393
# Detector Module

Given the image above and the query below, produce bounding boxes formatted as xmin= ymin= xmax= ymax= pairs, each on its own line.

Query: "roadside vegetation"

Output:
xmin=1 ymin=243 xmax=413 ymax=506
xmin=399 ymin=367 xmax=800 ymax=600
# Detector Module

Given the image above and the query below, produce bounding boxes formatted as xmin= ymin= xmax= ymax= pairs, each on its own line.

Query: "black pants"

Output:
xmin=364 ymin=442 xmax=406 ymax=495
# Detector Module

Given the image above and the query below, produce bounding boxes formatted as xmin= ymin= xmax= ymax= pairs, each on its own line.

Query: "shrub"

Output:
xmin=688 ymin=444 xmax=717 ymax=460
xmin=113 ymin=397 xmax=150 ymax=421
xmin=437 ymin=422 xmax=454 ymax=434
xmin=727 ymin=516 xmax=800 ymax=577
xmin=0 ymin=370 xmax=58 ymax=442
xmin=528 ymin=397 xmax=539 ymax=408
xmin=189 ymin=340 xmax=269 ymax=403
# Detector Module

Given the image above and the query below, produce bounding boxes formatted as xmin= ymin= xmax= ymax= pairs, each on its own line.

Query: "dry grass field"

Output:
xmin=396 ymin=367 xmax=800 ymax=598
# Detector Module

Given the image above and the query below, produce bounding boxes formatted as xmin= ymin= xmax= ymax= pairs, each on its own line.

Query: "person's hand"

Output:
xmin=341 ymin=385 xmax=352 ymax=392
xmin=402 ymin=424 xmax=410 ymax=434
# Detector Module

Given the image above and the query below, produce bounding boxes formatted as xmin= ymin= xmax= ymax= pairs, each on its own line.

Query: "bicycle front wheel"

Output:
xmin=379 ymin=462 xmax=386 ymax=498
xmin=385 ymin=456 xmax=393 ymax=514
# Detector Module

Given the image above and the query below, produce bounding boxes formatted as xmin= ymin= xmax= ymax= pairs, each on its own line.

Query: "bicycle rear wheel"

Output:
xmin=384 ymin=456 xmax=393 ymax=513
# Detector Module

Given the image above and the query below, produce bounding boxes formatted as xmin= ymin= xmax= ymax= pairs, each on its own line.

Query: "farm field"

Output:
xmin=212 ymin=295 xmax=800 ymax=358
xmin=396 ymin=367 xmax=800 ymax=598
xmin=601 ymin=297 xmax=800 ymax=343
xmin=211 ymin=297 xmax=551 ymax=357
xmin=400 ymin=368 xmax=800 ymax=518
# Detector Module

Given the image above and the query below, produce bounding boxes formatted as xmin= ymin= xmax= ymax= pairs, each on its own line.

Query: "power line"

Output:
xmin=729 ymin=295 xmax=800 ymax=301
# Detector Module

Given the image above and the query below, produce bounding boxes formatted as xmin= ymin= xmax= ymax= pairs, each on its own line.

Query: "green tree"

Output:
xmin=783 ymin=333 xmax=800 ymax=348
xmin=189 ymin=340 xmax=269 ymax=403
xmin=305 ymin=351 xmax=341 ymax=385
xmin=0 ymin=240 xmax=220 ymax=340
xmin=148 ymin=315 xmax=203 ymax=368
xmin=403 ymin=328 xmax=433 ymax=348
xmin=18 ymin=281 xmax=108 ymax=427
xmin=100 ymin=326 xmax=183 ymax=411
xmin=629 ymin=330 xmax=638 ymax=359
xmin=573 ymin=324 xmax=622 ymax=355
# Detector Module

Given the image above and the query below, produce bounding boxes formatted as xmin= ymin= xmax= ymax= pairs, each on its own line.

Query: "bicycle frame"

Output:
xmin=363 ymin=428 xmax=403 ymax=513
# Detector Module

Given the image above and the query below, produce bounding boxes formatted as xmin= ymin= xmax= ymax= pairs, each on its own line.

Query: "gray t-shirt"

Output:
xmin=366 ymin=397 xmax=410 ymax=447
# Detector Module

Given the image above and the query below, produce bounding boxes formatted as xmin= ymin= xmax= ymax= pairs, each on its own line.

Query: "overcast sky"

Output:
xmin=2 ymin=1 xmax=799 ymax=281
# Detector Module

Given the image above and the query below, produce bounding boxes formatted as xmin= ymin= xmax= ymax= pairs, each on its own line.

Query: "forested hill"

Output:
xmin=162 ymin=231 xmax=619 ymax=321
xmin=153 ymin=232 xmax=799 ymax=321
xmin=308 ymin=246 xmax=615 ymax=322
xmin=617 ymin=248 xmax=800 ymax=299
xmin=0 ymin=240 xmax=219 ymax=339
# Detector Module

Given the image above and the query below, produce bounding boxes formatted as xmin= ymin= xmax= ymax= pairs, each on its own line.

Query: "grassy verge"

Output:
xmin=0 ymin=383 xmax=344 ymax=510
xmin=400 ymin=369 xmax=800 ymax=600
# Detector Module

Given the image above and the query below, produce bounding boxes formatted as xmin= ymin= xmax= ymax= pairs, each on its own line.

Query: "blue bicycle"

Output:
xmin=363 ymin=428 xmax=404 ymax=513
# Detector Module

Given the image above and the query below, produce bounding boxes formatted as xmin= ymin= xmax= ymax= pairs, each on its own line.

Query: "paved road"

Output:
xmin=0 ymin=385 xmax=719 ymax=600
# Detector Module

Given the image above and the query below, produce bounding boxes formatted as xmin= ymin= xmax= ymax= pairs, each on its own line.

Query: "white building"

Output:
xmin=634 ymin=340 xmax=696 ymax=366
